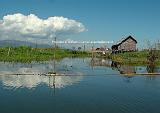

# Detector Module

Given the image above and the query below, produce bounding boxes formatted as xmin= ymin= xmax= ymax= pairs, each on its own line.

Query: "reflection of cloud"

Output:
xmin=0 ymin=75 xmax=48 ymax=89
xmin=0 ymin=61 xmax=83 ymax=89
xmin=0 ymin=75 xmax=83 ymax=89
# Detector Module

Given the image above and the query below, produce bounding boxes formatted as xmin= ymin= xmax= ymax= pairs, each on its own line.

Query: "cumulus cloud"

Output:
xmin=0 ymin=13 xmax=86 ymax=44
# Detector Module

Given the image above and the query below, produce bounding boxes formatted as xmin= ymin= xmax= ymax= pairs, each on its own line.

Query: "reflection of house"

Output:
xmin=112 ymin=36 xmax=137 ymax=53
xmin=111 ymin=62 xmax=136 ymax=74
xmin=119 ymin=66 xmax=136 ymax=74
xmin=90 ymin=59 xmax=136 ymax=74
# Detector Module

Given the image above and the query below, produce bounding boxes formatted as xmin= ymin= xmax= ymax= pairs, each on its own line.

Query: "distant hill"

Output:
xmin=0 ymin=40 xmax=52 ymax=48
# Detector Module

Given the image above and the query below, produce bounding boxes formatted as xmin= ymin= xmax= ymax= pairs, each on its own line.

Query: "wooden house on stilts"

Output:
xmin=112 ymin=36 xmax=137 ymax=53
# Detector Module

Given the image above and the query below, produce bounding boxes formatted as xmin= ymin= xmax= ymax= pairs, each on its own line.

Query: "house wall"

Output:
xmin=118 ymin=38 xmax=136 ymax=51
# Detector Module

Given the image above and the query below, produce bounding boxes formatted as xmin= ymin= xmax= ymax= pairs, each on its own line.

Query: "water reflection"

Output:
xmin=90 ymin=58 xmax=160 ymax=74
xmin=111 ymin=62 xmax=136 ymax=74
xmin=0 ymin=60 xmax=84 ymax=89
xmin=1 ymin=59 xmax=160 ymax=113
xmin=0 ymin=75 xmax=83 ymax=89
xmin=146 ymin=63 xmax=160 ymax=73
xmin=89 ymin=58 xmax=160 ymax=83
xmin=0 ymin=58 xmax=160 ymax=89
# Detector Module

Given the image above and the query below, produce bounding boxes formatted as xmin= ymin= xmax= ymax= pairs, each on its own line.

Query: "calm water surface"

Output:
xmin=0 ymin=58 xmax=160 ymax=113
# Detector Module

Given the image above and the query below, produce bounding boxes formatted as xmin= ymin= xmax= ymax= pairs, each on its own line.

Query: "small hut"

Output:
xmin=94 ymin=47 xmax=111 ymax=55
xmin=112 ymin=36 xmax=137 ymax=53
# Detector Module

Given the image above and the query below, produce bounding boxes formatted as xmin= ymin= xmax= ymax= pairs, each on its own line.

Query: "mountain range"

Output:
xmin=0 ymin=40 xmax=52 ymax=48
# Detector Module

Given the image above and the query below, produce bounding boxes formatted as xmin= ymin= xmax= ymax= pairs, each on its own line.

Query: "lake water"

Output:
xmin=0 ymin=58 xmax=160 ymax=113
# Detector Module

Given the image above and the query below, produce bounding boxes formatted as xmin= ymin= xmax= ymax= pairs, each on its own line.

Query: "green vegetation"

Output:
xmin=109 ymin=51 xmax=160 ymax=65
xmin=1 ymin=46 xmax=160 ymax=65
xmin=0 ymin=46 xmax=90 ymax=63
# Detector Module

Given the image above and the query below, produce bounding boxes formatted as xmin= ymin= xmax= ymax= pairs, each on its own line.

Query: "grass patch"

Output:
xmin=0 ymin=46 xmax=90 ymax=63
xmin=109 ymin=51 xmax=160 ymax=66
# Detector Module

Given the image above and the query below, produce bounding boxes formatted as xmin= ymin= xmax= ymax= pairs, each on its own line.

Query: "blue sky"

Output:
xmin=0 ymin=0 xmax=160 ymax=48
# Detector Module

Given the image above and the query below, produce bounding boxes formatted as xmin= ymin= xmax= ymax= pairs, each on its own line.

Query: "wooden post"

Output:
xmin=92 ymin=46 xmax=94 ymax=59
xmin=53 ymin=76 xmax=56 ymax=95
xmin=7 ymin=47 xmax=11 ymax=56
xmin=83 ymin=43 xmax=86 ymax=52
xmin=53 ymin=37 xmax=56 ymax=74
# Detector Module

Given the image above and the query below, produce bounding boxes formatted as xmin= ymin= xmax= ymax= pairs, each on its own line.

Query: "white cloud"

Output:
xmin=0 ymin=13 xmax=86 ymax=44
